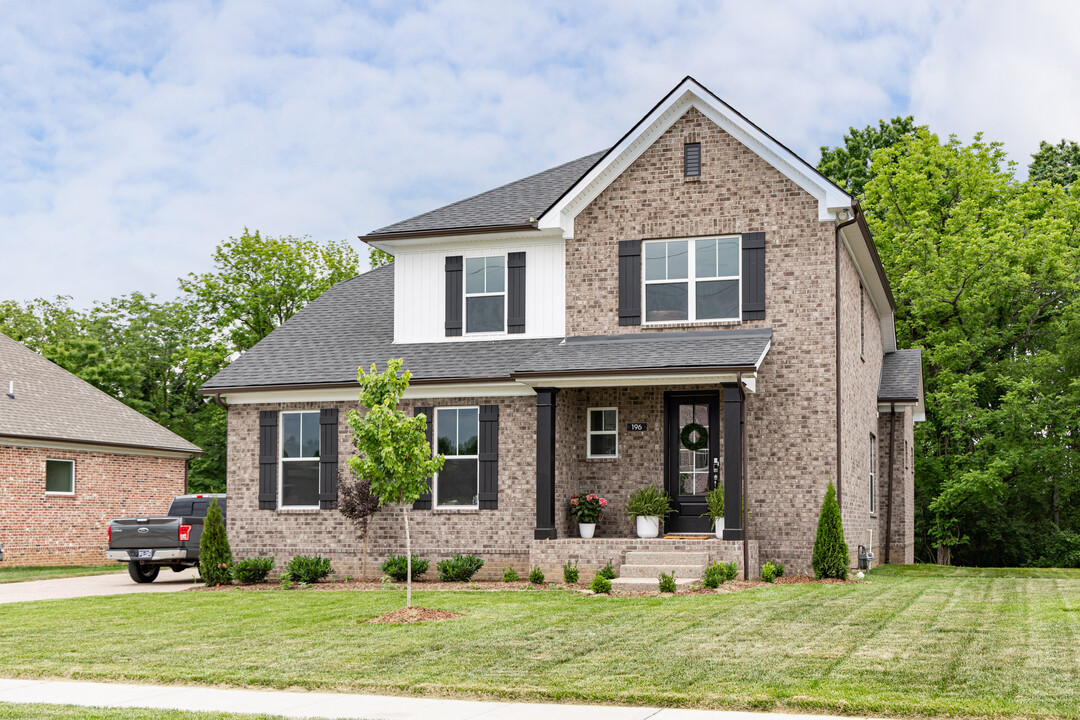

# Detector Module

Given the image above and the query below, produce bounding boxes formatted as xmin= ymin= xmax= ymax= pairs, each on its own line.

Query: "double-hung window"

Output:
xmin=435 ymin=407 xmax=479 ymax=507
xmin=465 ymin=256 xmax=505 ymax=333
xmin=644 ymin=236 xmax=740 ymax=322
xmin=45 ymin=459 xmax=75 ymax=494
xmin=869 ymin=433 xmax=877 ymax=514
xmin=280 ymin=411 xmax=320 ymax=508
xmin=587 ymin=408 xmax=618 ymax=458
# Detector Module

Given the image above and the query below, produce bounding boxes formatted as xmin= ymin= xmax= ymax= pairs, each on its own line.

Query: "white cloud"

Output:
xmin=0 ymin=0 xmax=1076 ymax=305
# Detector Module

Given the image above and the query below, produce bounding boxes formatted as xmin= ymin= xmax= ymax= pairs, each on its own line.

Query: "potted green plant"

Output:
xmin=569 ymin=493 xmax=607 ymax=538
xmin=703 ymin=486 xmax=725 ymax=538
xmin=625 ymin=485 xmax=675 ymax=538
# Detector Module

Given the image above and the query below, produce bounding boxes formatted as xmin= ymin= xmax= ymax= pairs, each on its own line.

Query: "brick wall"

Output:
xmin=878 ymin=407 xmax=915 ymax=564
xmin=0 ymin=444 xmax=185 ymax=566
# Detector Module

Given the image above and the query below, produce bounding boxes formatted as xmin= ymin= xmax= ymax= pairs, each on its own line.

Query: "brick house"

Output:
xmin=202 ymin=77 xmax=922 ymax=579
xmin=0 ymin=332 xmax=200 ymax=566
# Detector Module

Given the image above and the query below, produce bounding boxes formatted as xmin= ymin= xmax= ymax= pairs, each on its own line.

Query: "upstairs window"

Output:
xmin=280 ymin=411 xmax=320 ymax=508
xmin=465 ymin=256 xmax=505 ymax=333
xmin=435 ymin=407 xmax=479 ymax=507
xmin=644 ymin=237 xmax=740 ymax=323
xmin=684 ymin=142 xmax=701 ymax=177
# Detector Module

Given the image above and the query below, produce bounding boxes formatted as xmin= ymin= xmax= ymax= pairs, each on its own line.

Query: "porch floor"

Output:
xmin=529 ymin=536 xmax=759 ymax=579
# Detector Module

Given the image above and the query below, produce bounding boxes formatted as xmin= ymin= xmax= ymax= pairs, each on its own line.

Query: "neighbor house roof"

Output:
xmin=366 ymin=150 xmax=608 ymax=238
xmin=0 ymin=332 xmax=201 ymax=455
xmin=878 ymin=349 xmax=923 ymax=402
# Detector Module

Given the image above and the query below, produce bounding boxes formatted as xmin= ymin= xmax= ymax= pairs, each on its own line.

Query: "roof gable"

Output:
xmin=538 ymin=77 xmax=852 ymax=238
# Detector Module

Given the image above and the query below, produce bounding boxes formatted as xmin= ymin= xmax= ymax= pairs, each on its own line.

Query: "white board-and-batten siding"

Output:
xmin=393 ymin=238 xmax=566 ymax=343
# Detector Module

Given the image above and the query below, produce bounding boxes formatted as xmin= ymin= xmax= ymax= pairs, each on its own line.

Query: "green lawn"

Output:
xmin=0 ymin=703 xmax=288 ymax=719
xmin=0 ymin=565 xmax=1078 ymax=718
xmin=0 ymin=565 xmax=123 ymax=584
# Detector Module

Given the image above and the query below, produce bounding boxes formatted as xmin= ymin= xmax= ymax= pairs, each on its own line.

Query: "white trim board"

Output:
xmin=219 ymin=382 xmax=536 ymax=406
xmin=0 ymin=436 xmax=195 ymax=459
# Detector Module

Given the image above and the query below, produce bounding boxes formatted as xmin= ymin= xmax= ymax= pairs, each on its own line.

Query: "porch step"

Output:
xmin=619 ymin=563 xmax=705 ymax=579
xmin=624 ymin=551 xmax=710 ymax=566
xmin=610 ymin=576 xmax=700 ymax=588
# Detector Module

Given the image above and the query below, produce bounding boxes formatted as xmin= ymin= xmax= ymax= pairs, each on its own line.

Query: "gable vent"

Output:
xmin=684 ymin=142 xmax=701 ymax=177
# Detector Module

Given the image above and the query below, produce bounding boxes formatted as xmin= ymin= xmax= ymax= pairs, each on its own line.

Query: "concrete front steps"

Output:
xmin=610 ymin=550 xmax=708 ymax=588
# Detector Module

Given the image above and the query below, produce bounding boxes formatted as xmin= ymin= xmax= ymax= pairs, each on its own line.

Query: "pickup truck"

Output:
xmin=106 ymin=494 xmax=226 ymax=583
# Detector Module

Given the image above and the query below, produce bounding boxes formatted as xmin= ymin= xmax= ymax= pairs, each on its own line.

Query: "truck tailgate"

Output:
xmin=109 ymin=517 xmax=180 ymax=549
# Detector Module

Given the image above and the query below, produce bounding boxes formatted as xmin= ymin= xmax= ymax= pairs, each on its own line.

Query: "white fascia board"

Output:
xmin=0 ymin=436 xmax=194 ymax=459
xmin=538 ymin=78 xmax=850 ymax=236
xmin=513 ymin=371 xmax=755 ymax=391
xmin=221 ymin=382 xmax=535 ymax=406
xmin=369 ymin=228 xmax=563 ymax=253
xmin=839 ymin=223 xmax=897 ymax=354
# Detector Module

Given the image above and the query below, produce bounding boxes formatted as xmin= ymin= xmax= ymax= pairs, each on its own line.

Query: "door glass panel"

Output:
xmin=677 ymin=403 xmax=710 ymax=497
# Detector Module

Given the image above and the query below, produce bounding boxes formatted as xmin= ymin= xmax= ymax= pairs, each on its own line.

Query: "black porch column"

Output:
xmin=534 ymin=387 xmax=559 ymax=540
xmin=722 ymin=383 xmax=743 ymax=540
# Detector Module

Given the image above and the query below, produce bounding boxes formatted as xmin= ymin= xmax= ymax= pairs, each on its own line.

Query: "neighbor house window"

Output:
xmin=435 ymin=407 xmax=479 ymax=507
xmin=644 ymin=237 xmax=740 ymax=323
xmin=45 ymin=459 xmax=74 ymax=494
xmin=465 ymin=256 xmax=505 ymax=333
xmin=587 ymin=408 xmax=618 ymax=458
xmin=280 ymin=411 xmax=320 ymax=508
xmin=869 ymin=433 xmax=877 ymax=514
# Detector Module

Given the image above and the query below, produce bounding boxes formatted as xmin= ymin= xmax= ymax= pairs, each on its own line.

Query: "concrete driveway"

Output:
xmin=0 ymin=566 xmax=199 ymax=604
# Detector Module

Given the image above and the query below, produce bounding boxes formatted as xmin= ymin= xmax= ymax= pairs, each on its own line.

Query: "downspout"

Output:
xmin=212 ymin=393 xmax=228 ymax=411
xmin=834 ymin=208 xmax=859 ymax=509
xmin=885 ymin=402 xmax=896 ymax=564
xmin=738 ymin=371 xmax=749 ymax=581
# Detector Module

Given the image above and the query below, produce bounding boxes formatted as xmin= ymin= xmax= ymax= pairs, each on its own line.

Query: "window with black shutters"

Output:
xmin=434 ymin=407 xmax=479 ymax=507
xmin=280 ymin=410 xmax=321 ymax=508
xmin=465 ymin=256 xmax=505 ymax=333
xmin=643 ymin=236 xmax=740 ymax=322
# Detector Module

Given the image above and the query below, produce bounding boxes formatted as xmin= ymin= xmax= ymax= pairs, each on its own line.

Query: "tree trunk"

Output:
xmin=404 ymin=505 xmax=412 ymax=608
xmin=936 ymin=544 xmax=951 ymax=566
xmin=362 ymin=523 xmax=369 ymax=581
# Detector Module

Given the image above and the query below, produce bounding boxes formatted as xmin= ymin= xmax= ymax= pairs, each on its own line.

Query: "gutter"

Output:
xmin=850 ymin=199 xmax=897 ymax=311
xmin=360 ymin=222 xmax=538 ymax=244
xmin=834 ymin=209 xmax=860 ymax=509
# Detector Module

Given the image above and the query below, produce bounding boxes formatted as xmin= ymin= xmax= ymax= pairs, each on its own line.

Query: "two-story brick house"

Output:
xmin=201 ymin=77 xmax=922 ymax=579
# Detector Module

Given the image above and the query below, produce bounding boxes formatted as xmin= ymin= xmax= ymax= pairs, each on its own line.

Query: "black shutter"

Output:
xmin=618 ymin=240 xmax=642 ymax=326
xmin=684 ymin=142 xmax=701 ymax=177
xmin=741 ymin=232 xmax=766 ymax=320
xmin=258 ymin=411 xmax=278 ymax=510
xmin=445 ymin=256 xmax=463 ymax=337
xmin=507 ymin=252 xmax=526 ymax=334
xmin=318 ymin=408 xmax=338 ymax=509
xmin=478 ymin=404 xmax=499 ymax=509
xmin=413 ymin=406 xmax=433 ymax=510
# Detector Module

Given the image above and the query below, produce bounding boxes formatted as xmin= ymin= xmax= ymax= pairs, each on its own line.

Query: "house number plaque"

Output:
xmin=626 ymin=422 xmax=647 ymax=431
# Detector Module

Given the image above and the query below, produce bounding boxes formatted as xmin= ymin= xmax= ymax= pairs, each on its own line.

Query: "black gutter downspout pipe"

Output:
xmin=738 ymin=372 xmax=749 ymax=581
xmin=834 ymin=207 xmax=859 ymax=509
xmin=885 ymin=402 xmax=896 ymax=564
xmin=212 ymin=393 xmax=228 ymax=411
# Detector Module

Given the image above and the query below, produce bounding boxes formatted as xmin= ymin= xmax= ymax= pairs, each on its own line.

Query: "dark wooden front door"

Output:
xmin=664 ymin=391 xmax=720 ymax=533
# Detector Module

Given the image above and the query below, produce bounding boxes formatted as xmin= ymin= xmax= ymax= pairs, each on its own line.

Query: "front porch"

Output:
xmin=530 ymin=536 xmax=760 ymax=582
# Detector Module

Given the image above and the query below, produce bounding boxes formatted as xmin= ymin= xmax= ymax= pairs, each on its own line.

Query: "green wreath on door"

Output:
xmin=680 ymin=422 xmax=709 ymax=451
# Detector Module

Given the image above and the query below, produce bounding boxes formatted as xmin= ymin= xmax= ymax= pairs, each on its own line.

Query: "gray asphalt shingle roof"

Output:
xmin=0 ymin=332 xmax=201 ymax=454
xmin=878 ymin=349 xmax=923 ymax=402
xmin=368 ymin=150 xmax=607 ymax=236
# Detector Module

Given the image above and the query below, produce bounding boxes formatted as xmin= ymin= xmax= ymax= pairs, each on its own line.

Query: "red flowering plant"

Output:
xmin=569 ymin=492 xmax=608 ymax=524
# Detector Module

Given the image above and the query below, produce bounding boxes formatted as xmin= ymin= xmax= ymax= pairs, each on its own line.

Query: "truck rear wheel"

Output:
xmin=128 ymin=562 xmax=160 ymax=583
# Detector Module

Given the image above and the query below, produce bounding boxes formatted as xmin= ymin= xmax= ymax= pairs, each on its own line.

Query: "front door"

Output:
xmin=664 ymin=391 xmax=720 ymax=533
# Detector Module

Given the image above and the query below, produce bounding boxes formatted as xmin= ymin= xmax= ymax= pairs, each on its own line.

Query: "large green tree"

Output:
xmin=1029 ymin=139 xmax=1080 ymax=187
xmin=817 ymin=116 xmax=917 ymax=197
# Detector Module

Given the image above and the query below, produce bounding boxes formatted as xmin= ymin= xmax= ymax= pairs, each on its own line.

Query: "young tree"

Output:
xmin=338 ymin=472 xmax=380 ymax=580
xmin=812 ymin=481 xmax=849 ymax=580
xmin=199 ymin=498 xmax=233 ymax=586
xmin=345 ymin=359 xmax=443 ymax=607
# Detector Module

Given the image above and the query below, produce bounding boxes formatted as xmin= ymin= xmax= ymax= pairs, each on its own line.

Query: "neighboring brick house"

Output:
xmin=202 ymin=77 xmax=922 ymax=578
xmin=0 ymin=332 xmax=200 ymax=566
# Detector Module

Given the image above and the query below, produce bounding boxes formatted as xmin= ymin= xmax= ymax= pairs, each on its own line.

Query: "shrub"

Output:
xmin=562 ymin=560 xmax=579 ymax=584
xmin=528 ymin=567 xmax=545 ymax=585
xmin=658 ymin=571 xmax=677 ymax=593
xmin=588 ymin=573 xmax=612 ymax=594
xmin=199 ymin=498 xmax=233 ymax=586
xmin=703 ymin=562 xmax=723 ymax=588
xmin=381 ymin=554 xmax=429 ymax=582
xmin=774 ymin=560 xmax=785 ymax=578
xmin=437 ymin=553 xmax=485 ymax=582
xmin=501 ymin=566 xmax=519 ymax=583
xmin=283 ymin=554 xmax=333 ymax=584
xmin=720 ymin=561 xmax=739 ymax=582
xmin=233 ymin=557 xmax=274 ymax=585
xmin=625 ymin=485 xmax=675 ymax=519
xmin=760 ymin=560 xmax=779 ymax=583
xmin=598 ymin=559 xmax=618 ymax=579
xmin=812 ymin=481 xmax=850 ymax=580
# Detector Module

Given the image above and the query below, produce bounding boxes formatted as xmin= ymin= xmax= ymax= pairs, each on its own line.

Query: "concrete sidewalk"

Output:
xmin=0 ymin=567 xmax=199 ymax=604
xmin=0 ymin=678 xmax=879 ymax=720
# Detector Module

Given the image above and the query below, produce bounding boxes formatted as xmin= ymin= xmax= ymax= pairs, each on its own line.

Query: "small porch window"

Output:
xmin=587 ymin=407 xmax=618 ymax=458
xmin=465 ymin=256 xmax=505 ymax=333
xmin=435 ymin=407 xmax=479 ymax=507
xmin=280 ymin=411 xmax=321 ymax=508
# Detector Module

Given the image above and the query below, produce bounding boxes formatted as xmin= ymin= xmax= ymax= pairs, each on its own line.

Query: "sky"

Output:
xmin=2 ymin=0 xmax=1079 ymax=306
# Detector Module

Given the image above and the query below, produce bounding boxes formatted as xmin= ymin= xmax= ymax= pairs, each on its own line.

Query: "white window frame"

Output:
xmin=44 ymin=458 xmax=75 ymax=495
xmin=434 ymin=406 xmax=480 ymax=509
xmin=642 ymin=236 xmax=741 ymax=324
xmin=869 ymin=432 xmax=877 ymax=515
xmin=463 ymin=254 xmax=507 ymax=336
xmin=279 ymin=410 xmax=321 ymax=510
xmin=586 ymin=407 xmax=619 ymax=459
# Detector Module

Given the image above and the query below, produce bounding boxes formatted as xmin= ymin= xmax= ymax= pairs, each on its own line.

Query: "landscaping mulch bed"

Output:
xmin=367 ymin=606 xmax=461 ymax=624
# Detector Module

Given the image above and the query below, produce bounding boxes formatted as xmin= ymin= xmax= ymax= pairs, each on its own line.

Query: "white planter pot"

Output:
xmin=714 ymin=517 xmax=725 ymax=539
xmin=579 ymin=523 xmax=596 ymax=539
xmin=636 ymin=515 xmax=660 ymax=538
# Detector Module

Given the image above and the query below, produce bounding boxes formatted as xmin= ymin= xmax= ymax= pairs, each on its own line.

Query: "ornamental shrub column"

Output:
xmin=812 ymin=480 xmax=850 ymax=580
xmin=200 ymin=498 xmax=233 ymax=586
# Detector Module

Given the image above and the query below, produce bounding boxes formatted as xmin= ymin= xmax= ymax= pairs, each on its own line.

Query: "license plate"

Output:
xmin=137 ymin=549 xmax=152 ymax=559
